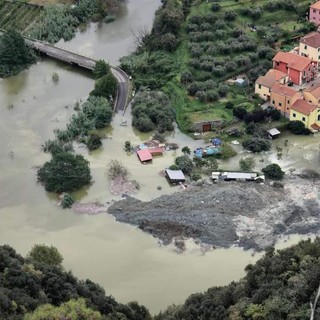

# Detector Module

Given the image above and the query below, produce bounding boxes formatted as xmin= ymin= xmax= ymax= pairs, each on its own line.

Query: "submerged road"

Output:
xmin=25 ymin=37 xmax=129 ymax=111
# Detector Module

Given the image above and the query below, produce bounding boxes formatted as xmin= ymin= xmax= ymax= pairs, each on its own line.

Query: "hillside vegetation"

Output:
xmin=156 ymin=238 xmax=320 ymax=319
xmin=121 ymin=0 xmax=313 ymax=132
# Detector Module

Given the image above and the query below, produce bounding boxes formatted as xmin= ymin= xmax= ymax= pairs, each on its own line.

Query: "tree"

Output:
xmin=25 ymin=299 xmax=103 ymax=320
xmin=175 ymin=155 xmax=193 ymax=174
xmin=27 ymin=244 xmax=63 ymax=266
xmin=287 ymin=121 xmax=311 ymax=135
xmin=93 ymin=60 xmax=111 ymax=79
xmin=239 ymin=157 xmax=255 ymax=171
xmin=91 ymin=72 xmax=118 ymax=99
xmin=37 ymin=152 xmax=92 ymax=193
xmin=182 ymin=146 xmax=191 ymax=155
xmin=233 ymin=106 xmax=247 ymax=120
xmin=0 ymin=29 xmax=36 ymax=78
xmin=242 ymin=137 xmax=271 ymax=153
xmin=262 ymin=163 xmax=285 ymax=180
xmin=86 ymin=133 xmax=102 ymax=151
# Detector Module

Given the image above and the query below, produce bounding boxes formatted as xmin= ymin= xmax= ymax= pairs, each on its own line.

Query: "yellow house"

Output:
xmin=299 ymin=32 xmax=320 ymax=62
xmin=255 ymin=69 xmax=288 ymax=100
xmin=290 ymin=99 xmax=320 ymax=132
xmin=270 ymin=82 xmax=300 ymax=118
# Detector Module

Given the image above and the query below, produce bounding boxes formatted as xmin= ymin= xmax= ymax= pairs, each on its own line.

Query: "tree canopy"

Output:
xmin=90 ymin=72 xmax=118 ymax=99
xmin=37 ymin=152 xmax=92 ymax=193
xmin=27 ymin=244 xmax=63 ymax=267
xmin=0 ymin=29 xmax=36 ymax=78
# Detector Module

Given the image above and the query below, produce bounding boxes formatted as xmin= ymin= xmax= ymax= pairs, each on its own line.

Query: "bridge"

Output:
xmin=25 ymin=37 xmax=129 ymax=112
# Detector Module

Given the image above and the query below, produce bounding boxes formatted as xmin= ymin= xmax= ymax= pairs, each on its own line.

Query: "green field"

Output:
xmin=0 ymin=0 xmax=43 ymax=33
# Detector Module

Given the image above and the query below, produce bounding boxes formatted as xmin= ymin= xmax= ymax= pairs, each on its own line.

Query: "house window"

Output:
xmin=304 ymin=71 xmax=306 ymax=76
xmin=293 ymin=113 xmax=296 ymax=118
xmin=279 ymin=102 xmax=282 ymax=107
xmin=314 ymin=9 xmax=316 ymax=13
xmin=318 ymin=114 xmax=320 ymax=121
xmin=287 ymin=100 xmax=290 ymax=104
xmin=305 ymin=45 xmax=307 ymax=50
xmin=276 ymin=62 xmax=279 ymax=66
xmin=272 ymin=100 xmax=275 ymax=105
xmin=302 ymin=117 xmax=306 ymax=121
xmin=258 ymin=84 xmax=261 ymax=89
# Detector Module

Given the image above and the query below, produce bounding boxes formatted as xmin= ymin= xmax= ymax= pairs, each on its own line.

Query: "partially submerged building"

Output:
xmin=211 ymin=171 xmax=264 ymax=182
xmin=165 ymin=169 xmax=186 ymax=184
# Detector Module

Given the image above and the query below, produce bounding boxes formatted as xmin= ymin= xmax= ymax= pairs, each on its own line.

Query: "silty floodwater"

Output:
xmin=0 ymin=0 xmax=320 ymax=314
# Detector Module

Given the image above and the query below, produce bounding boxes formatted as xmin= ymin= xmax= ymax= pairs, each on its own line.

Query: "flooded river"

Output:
xmin=0 ymin=0 xmax=320 ymax=314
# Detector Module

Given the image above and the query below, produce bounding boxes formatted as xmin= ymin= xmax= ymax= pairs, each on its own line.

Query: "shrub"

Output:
xmin=191 ymin=173 xmax=201 ymax=181
xmin=218 ymin=143 xmax=237 ymax=159
xmin=242 ymin=137 xmax=271 ymax=153
xmin=182 ymin=146 xmax=191 ymax=155
xmin=244 ymin=109 xmax=265 ymax=123
xmin=169 ymin=164 xmax=180 ymax=170
xmin=61 ymin=193 xmax=74 ymax=208
xmin=86 ymin=133 xmax=102 ymax=151
xmin=124 ymin=141 xmax=132 ymax=152
xmin=27 ymin=244 xmax=63 ymax=266
xmin=175 ymin=155 xmax=193 ymax=174
xmin=287 ymin=121 xmax=311 ymax=135
xmin=37 ymin=152 xmax=92 ymax=193
xmin=225 ymin=102 xmax=234 ymax=109
xmin=262 ymin=163 xmax=285 ymax=180
xmin=93 ymin=60 xmax=111 ymax=79
xmin=107 ymin=160 xmax=128 ymax=180
xmin=233 ymin=106 xmax=248 ymax=120
xmin=224 ymin=10 xmax=237 ymax=21
xmin=239 ymin=157 xmax=255 ymax=171
xmin=90 ymin=72 xmax=118 ymax=99
xmin=211 ymin=3 xmax=221 ymax=11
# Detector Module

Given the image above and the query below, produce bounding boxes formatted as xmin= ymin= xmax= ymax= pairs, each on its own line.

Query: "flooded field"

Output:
xmin=0 ymin=0 xmax=320 ymax=314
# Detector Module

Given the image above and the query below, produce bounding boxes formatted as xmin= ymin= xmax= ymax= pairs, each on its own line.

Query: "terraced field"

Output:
xmin=0 ymin=0 xmax=43 ymax=33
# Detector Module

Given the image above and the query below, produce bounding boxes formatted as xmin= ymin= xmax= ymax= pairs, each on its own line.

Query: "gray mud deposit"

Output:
xmin=108 ymin=175 xmax=320 ymax=250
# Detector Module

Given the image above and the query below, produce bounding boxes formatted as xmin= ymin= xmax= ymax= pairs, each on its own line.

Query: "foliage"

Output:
xmin=168 ymin=164 xmax=181 ymax=170
xmin=157 ymin=238 xmax=320 ymax=320
xmin=0 ymin=245 xmax=151 ymax=319
xmin=191 ymin=173 xmax=201 ymax=181
xmin=242 ymin=137 xmax=271 ymax=153
xmin=86 ymin=133 xmax=102 ymax=151
xmin=61 ymin=193 xmax=75 ymax=209
xmin=124 ymin=141 xmax=132 ymax=152
xmin=181 ymin=146 xmax=191 ymax=155
xmin=132 ymin=90 xmax=175 ymax=133
xmin=107 ymin=160 xmax=128 ymax=180
xmin=0 ymin=29 xmax=36 ymax=78
xmin=174 ymin=155 xmax=193 ymax=174
xmin=239 ymin=157 xmax=255 ymax=171
xmin=25 ymin=298 xmax=103 ymax=320
xmin=287 ymin=120 xmax=311 ymax=135
xmin=27 ymin=244 xmax=63 ymax=266
xmin=37 ymin=152 xmax=92 ymax=193
xmin=218 ymin=143 xmax=237 ymax=159
xmin=262 ymin=163 xmax=285 ymax=180
xmin=94 ymin=60 xmax=111 ymax=79
xmin=233 ymin=106 xmax=247 ymax=120
xmin=91 ymin=72 xmax=118 ymax=99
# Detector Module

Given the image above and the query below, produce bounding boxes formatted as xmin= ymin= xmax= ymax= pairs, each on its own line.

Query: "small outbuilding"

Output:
xmin=165 ymin=169 xmax=186 ymax=184
xmin=137 ymin=149 xmax=152 ymax=163
xmin=267 ymin=128 xmax=281 ymax=139
xmin=148 ymin=147 xmax=164 ymax=156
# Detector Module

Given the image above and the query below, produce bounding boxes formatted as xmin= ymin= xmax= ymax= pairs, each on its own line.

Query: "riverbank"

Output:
xmin=108 ymin=174 xmax=320 ymax=251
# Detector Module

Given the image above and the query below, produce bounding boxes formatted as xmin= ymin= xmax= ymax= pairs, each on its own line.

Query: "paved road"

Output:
xmin=25 ymin=38 xmax=129 ymax=112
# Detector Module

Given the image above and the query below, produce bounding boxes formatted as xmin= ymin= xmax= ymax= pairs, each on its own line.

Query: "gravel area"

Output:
xmin=107 ymin=175 xmax=320 ymax=251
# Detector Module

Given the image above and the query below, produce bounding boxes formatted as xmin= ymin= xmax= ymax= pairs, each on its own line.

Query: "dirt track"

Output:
xmin=107 ymin=175 xmax=320 ymax=251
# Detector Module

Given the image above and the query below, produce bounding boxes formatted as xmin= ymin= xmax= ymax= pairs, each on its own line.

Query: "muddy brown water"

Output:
xmin=1 ymin=0 xmax=320 ymax=314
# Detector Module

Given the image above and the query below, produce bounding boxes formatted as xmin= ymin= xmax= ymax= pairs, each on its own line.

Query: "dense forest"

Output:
xmin=2 ymin=239 xmax=320 ymax=319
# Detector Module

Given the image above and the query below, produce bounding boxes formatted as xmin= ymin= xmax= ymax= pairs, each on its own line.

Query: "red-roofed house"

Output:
xmin=299 ymin=32 xmax=320 ymax=62
xmin=255 ymin=69 xmax=289 ymax=100
xmin=270 ymin=83 xmax=300 ymax=117
xmin=137 ymin=149 xmax=152 ymax=163
xmin=290 ymin=99 xmax=320 ymax=132
xmin=310 ymin=1 xmax=320 ymax=26
xmin=273 ymin=52 xmax=318 ymax=85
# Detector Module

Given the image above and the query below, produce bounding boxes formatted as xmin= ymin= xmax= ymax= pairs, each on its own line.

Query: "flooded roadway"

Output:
xmin=0 ymin=0 xmax=320 ymax=314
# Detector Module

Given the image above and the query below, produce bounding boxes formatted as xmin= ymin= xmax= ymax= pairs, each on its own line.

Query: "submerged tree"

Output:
xmin=0 ymin=29 xmax=36 ymax=78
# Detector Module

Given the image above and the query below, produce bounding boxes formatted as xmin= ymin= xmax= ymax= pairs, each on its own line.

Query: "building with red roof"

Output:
xmin=299 ymin=32 xmax=320 ymax=62
xmin=310 ymin=1 xmax=320 ymax=26
xmin=137 ymin=149 xmax=152 ymax=163
xmin=273 ymin=51 xmax=317 ymax=85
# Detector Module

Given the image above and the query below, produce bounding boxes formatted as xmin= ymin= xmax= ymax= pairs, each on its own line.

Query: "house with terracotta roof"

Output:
xmin=299 ymin=32 xmax=320 ymax=62
xmin=290 ymin=99 xmax=320 ymax=131
xmin=310 ymin=1 xmax=320 ymax=26
xmin=270 ymin=83 xmax=300 ymax=117
xmin=273 ymin=52 xmax=318 ymax=85
xmin=304 ymin=78 xmax=320 ymax=105
xmin=255 ymin=69 xmax=289 ymax=100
